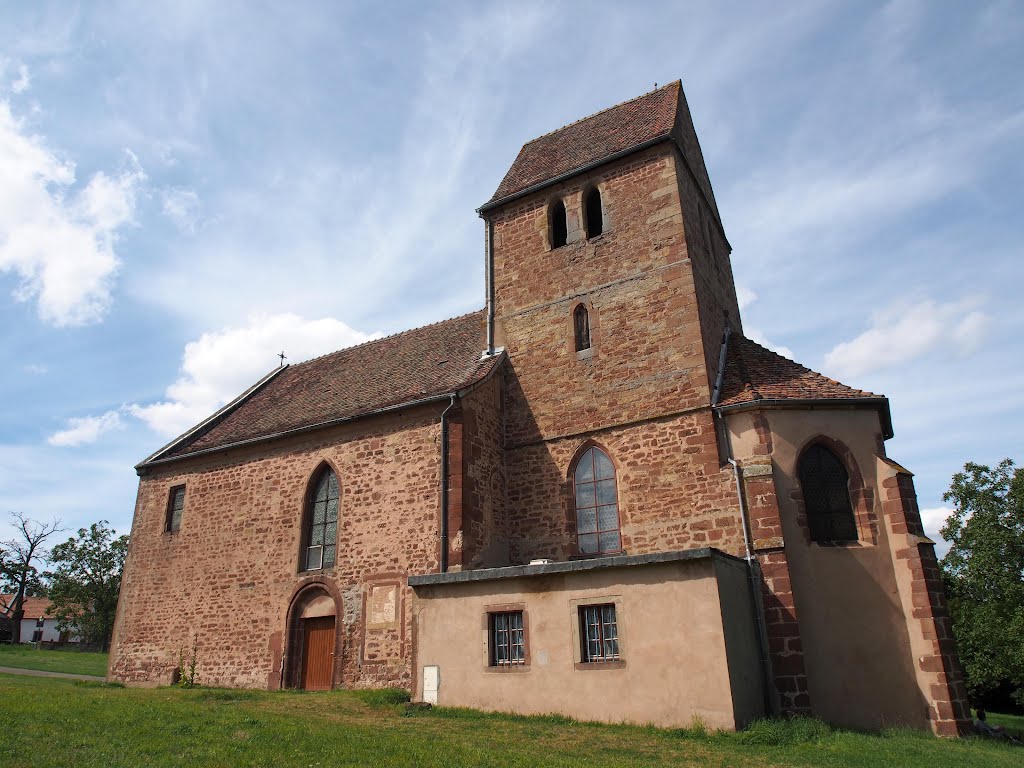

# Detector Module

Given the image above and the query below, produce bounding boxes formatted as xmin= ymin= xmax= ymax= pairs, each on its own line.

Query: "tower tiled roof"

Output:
xmin=142 ymin=311 xmax=501 ymax=467
xmin=717 ymin=333 xmax=892 ymax=436
xmin=485 ymin=82 xmax=684 ymax=206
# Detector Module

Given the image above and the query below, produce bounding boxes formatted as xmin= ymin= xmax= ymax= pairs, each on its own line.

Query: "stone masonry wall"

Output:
xmin=109 ymin=404 xmax=448 ymax=690
xmin=458 ymin=375 xmax=509 ymax=569
xmin=490 ymin=145 xmax=715 ymax=448
xmin=504 ymin=408 xmax=744 ymax=565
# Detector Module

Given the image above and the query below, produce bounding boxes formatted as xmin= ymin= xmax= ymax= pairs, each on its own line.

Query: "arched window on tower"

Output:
xmin=574 ymin=304 xmax=591 ymax=352
xmin=573 ymin=446 xmax=621 ymax=555
xmin=550 ymin=199 xmax=567 ymax=248
xmin=584 ymin=187 xmax=603 ymax=238
xmin=798 ymin=444 xmax=858 ymax=543
xmin=304 ymin=466 xmax=339 ymax=570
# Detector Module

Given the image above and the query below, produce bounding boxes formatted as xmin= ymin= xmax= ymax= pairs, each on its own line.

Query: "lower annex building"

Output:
xmin=110 ymin=80 xmax=970 ymax=735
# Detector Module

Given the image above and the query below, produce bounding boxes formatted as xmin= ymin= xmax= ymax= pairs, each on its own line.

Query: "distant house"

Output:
xmin=0 ymin=594 xmax=80 ymax=644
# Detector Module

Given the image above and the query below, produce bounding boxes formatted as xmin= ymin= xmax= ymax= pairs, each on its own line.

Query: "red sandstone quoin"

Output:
xmin=109 ymin=81 xmax=970 ymax=735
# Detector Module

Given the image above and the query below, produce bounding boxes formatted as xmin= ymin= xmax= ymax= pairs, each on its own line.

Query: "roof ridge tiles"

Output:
xmin=519 ymin=80 xmax=680 ymax=147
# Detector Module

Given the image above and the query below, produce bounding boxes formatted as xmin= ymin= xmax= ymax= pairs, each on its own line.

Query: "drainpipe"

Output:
xmin=439 ymin=394 xmax=458 ymax=573
xmin=712 ymin=327 xmax=775 ymax=717
xmin=484 ymin=217 xmax=495 ymax=356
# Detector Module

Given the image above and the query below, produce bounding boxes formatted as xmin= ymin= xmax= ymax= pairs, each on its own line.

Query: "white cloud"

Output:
xmin=736 ymin=285 xmax=757 ymax=311
xmin=746 ymin=328 xmax=795 ymax=361
xmin=161 ymin=187 xmax=200 ymax=233
xmin=823 ymin=299 xmax=992 ymax=380
xmin=130 ymin=313 xmax=378 ymax=438
xmin=919 ymin=506 xmax=954 ymax=543
xmin=48 ymin=409 xmax=124 ymax=447
xmin=11 ymin=64 xmax=30 ymax=94
xmin=23 ymin=363 xmax=47 ymax=374
xmin=0 ymin=99 xmax=144 ymax=326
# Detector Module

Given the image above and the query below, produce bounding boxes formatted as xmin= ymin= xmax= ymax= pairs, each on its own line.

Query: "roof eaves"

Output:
xmin=135 ymin=365 xmax=290 ymax=470
xmin=715 ymin=397 xmax=894 ymax=440
xmin=477 ymin=135 xmax=672 ymax=214
xmin=137 ymin=351 xmax=508 ymax=474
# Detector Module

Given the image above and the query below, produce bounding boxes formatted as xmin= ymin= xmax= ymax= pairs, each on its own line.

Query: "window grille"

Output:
xmin=489 ymin=611 xmax=525 ymax=666
xmin=799 ymin=444 xmax=858 ymax=543
xmin=579 ymin=604 xmax=619 ymax=662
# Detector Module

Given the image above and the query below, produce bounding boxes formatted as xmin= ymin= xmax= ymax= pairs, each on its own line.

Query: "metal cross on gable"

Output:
xmin=278 ymin=351 xmax=287 ymax=367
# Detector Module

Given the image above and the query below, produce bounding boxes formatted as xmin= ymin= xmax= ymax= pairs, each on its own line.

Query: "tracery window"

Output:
xmin=572 ymin=446 xmax=621 ymax=555
xmin=305 ymin=467 xmax=339 ymax=570
xmin=798 ymin=444 xmax=858 ymax=543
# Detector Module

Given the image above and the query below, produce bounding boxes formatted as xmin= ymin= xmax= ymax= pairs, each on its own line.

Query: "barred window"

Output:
xmin=573 ymin=446 xmax=621 ymax=555
xmin=579 ymin=604 xmax=619 ymax=662
xmin=799 ymin=444 xmax=858 ymax=543
xmin=166 ymin=486 xmax=185 ymax=532
xmin=305 ymin=468 xmax=339 ymax=570
xmin=489 ymin=611 xmax=526 ymax=666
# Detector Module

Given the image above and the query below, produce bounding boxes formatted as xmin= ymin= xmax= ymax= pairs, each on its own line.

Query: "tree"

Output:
xmin=47 ymin=521 xmax=129 ymax=651
xmin=941 ymin=459 xmax=1024 ymax=710
xmin=0 ymin=512 xmax=61 ymax=643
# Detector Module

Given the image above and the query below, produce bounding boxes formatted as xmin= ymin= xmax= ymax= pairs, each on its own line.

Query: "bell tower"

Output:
xmin=479 ymin=81 xmax=741 ymax=449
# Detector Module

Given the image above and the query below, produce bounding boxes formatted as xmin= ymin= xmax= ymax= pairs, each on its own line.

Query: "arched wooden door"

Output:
xmin=301 ymin=615 xmax=336 ymax=691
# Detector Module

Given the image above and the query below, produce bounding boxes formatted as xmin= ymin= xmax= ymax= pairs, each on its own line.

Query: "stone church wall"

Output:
xmin=109 ymin=404 xmax=450 ymax=690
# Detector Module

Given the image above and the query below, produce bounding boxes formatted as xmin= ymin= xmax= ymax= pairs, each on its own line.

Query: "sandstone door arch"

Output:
xmin=286 ymin=587 xmax=338 ymax=690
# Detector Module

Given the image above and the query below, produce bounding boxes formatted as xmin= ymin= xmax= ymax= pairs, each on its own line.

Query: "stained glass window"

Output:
xmin=573 ymin=447 xmax=621 ymax=555
xmin=305 ymin=468 xmax=340 ymax=570
xmin=799 ymin=444 xmax=858 ymax=543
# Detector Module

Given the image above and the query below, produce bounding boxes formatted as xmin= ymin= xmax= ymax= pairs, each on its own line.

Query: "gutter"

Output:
xmin=438 ymin=395 xmax=458 ymax=573
xmin=137 ymin=365 xmax=289 ymax=469
xmin=484 ymin=217 xmax=496 ymax=356
xmin=137 ymin=351 xmax=507 ymax=474
xmin=712 ymin=330 xmax=775 ymax=717
xmin=477 ymin=136 xmax=669 ymax=215
xmin=715 ymin=397 xmax=894 ymax=440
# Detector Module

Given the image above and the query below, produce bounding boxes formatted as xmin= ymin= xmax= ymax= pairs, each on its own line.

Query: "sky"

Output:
xmin=0 ymin=1 xmax=1021 ymax=559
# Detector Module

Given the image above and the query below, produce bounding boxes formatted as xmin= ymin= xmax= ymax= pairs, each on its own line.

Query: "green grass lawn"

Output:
xmin=985 ymin=710 xmax=1024 ymax=739
xmin=0 ymin=675 xmax=1019 ymax=768
xmin=0 ymin=644 xmax=108 ymax=676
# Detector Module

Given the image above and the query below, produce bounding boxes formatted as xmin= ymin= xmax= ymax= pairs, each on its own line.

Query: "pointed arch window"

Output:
xmin=584 ymin=188 xmax=603 ymax=238
xmin=574 ymin=304 xmax=591 ymax=352
xmin=550 ymin=199 xmax=567 ymax=248
xmin=799 ymin=444 xmax=858 ymax=543
xmin=573 ymin=446 xmax=621 ymax=555
xmin=305 ymin=467 xmax=339 ymax=570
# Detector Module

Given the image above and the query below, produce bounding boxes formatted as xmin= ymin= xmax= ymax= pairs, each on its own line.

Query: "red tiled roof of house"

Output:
xmin=485 ymin=82 xmax=683 ymax=205
xmin=717 ymin=332 xmax=887 ymax=409
xmin=145 ymin=311 xmax=500 ymax=465
xmin=0 ymin=594 xmax=53 ymax=620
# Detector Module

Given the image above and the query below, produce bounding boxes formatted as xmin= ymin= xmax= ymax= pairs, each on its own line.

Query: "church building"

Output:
xmin=109 ymin=81 xmax=970 ymax=735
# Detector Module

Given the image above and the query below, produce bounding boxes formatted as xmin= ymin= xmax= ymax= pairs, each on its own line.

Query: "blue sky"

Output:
xmin=0 ymin=1 xmax=1021 ymax=556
